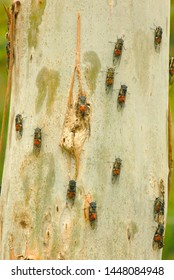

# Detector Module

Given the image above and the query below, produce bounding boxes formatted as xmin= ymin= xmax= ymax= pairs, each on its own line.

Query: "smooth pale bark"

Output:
xmin=0 ymin=0 xmax=170 ymax=259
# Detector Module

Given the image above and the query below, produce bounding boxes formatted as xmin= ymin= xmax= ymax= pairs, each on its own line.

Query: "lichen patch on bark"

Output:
xmin=28 ymin=0 xmax=47 ymax=48
xmin=127 ymin=221 xmax=138 ymax=241
xmin=36 ymin=67 xmax=59 ymax=114
xmin=83 ymin=51 xmax=101 ymax=94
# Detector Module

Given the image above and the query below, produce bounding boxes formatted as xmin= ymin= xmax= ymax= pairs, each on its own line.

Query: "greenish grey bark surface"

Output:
xmin=0 ymin=0 xmax=170 ymax=259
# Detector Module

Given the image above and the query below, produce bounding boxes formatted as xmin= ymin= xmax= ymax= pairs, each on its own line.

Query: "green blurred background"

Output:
xmin=0 ymin=0 xmax=9 ymax=187
xmin=0 ymin=1 xmax=174 ymax=259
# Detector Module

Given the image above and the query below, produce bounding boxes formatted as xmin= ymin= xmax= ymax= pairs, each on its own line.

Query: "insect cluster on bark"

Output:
xmin=153 ymin=180 xmax=165 ymax=249
xmin=105 ymin=23 xmax=167 ymax=252
xmin=0 ymin=3 xmax=170 ymax=260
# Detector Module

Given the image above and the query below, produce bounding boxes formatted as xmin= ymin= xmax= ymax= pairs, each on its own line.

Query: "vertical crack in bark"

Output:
xmin=60 ymin=12 xmax=90 ymax=179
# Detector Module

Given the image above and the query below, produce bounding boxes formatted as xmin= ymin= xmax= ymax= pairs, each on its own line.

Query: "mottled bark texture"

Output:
xmin=0 ymin=0 xmax=170 ymax=259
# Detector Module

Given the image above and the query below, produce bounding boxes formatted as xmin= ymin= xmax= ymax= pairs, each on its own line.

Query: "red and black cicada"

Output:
xmin=154 ymin=197 xmax=164 ymax=222
xmin=112 ymin=157 xmax=122 ymax=183
xmin=89 ymin=201 xmax=97 ymax=222
xmin=117 ymin=84 xmax=127 ymax=109
xmin=15 ymin=114 xmax=23 ymax=139
xmin=109 ymin=37 xmax=124 ymax=66
xmin=154 ymin=26 xmax=162 ymax=46
xmin=33 ymin=128 xmax=42 ymax=156
xmin=76 ymin=96 xmax=90 ymax=118
xmin=105 ymin=67 xmax=115 ymax=94
xmin=66 ymin=180 xmax=77 ymax=206
xmin=153 ymin=223 xmax=164 ymax=249
xmin=114 ymin=38 xmax=124 ymax=57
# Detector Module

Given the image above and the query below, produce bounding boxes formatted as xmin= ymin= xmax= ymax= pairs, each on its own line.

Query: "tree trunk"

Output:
xmin=0 ymin=0 xmax=170 ymax=260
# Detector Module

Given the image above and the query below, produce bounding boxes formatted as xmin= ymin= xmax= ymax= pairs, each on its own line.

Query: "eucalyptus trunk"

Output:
xmin=0 ymin=0 xmax=170 ymax=260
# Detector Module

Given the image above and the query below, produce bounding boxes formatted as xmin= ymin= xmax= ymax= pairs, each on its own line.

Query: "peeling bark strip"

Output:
xmin=12 ymin=1 xmax=21 ymax=15
xmin=60 ymin=13 xmax=90 ymax=179
xmin=0 ymin=1 xmax=21 ymax=156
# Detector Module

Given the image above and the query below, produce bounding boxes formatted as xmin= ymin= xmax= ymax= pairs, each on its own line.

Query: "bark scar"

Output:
xmin=8 ymin=233 xmax=39 ymax=260
xmin=60 ymin=12 xmax=91 ymax=179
